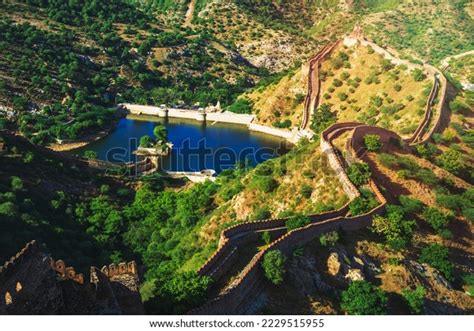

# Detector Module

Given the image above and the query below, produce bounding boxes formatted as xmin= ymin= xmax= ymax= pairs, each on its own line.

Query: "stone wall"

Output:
xmin=300 ymin=41 xmax=340 ymax=130
xmin=190 ymin=122 xmax=387 ymax=314
xmin=320 ymin=122 xmax=363 ymax=200
xmin=197 ymin=206 xmax=350 ymax=280
xmin=0 ymin=241 xmax=143 ymax=314
xmin=189 ymin=185 xmax=385 ymax=314
xmin=0 ymin=241 xmax=38 ymax=286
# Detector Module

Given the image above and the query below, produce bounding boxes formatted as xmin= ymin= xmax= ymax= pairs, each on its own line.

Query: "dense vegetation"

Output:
xmin=0 ymin=1 xmax=264 ymax=144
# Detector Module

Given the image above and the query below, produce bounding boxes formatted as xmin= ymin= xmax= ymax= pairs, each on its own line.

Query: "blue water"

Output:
xmin=75 ymin=116 xmax=290 ymax=173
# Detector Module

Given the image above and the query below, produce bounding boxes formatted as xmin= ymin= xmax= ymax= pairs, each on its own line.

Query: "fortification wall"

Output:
xmin=300 ymin=41 xmax=340 ymax=130
xmin=198 ymin=206 xmax=350 ymax=279
xmin=191 ymin=122 xmax=388 ymax=314
xmin=0 ymin=241 xmax=38 ymax=286
xmin=407 ymin=75 xmax=439 ymax=144
xmin=419 ymin=69 xmax=448 ymax=144
xmin=320 ymin=123 xmax=363 ymax=199
xmin=190 ymin=191 xmax=385 ymax=314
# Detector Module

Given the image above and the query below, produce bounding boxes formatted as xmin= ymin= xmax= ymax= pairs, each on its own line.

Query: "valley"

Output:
xmin=0 ymin=0 xmax=473 ymax=317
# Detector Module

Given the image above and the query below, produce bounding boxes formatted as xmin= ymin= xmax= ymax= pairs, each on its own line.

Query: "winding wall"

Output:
xmin=190 ymin=122 xmax=388 ymax=314
xmin=300 ymin=41 xmax=340 ymax=130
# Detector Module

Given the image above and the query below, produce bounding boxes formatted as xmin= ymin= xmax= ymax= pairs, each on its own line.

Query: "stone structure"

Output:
xmin=190 ymin=121 xmax=388 ymax=314
xmin=0 ymin=241 xmax=144 ymax=314
xmin=300 ymin=41 xmax=340 ymax=130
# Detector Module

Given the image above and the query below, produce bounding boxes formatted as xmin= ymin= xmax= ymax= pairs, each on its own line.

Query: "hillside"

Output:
xmin=0 ymin=130 xmax=132 ymax=271
xmin=0 ymin=0 xmax=473 ymax=318
xmin=361 ymin=0 xmax=474 ymax=64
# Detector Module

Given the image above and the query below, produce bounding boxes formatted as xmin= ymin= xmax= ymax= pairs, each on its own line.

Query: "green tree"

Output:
xmin=371 ymin=205 xmax=416 ymax=249
xmin=262 ymin=249 xmax=287 ymax=285
xmin=228 ymin=98 xmax=253 ymax=114
xmin=412 ymin=69 xmax=426 ymax=81
xmin=83 ymin=150 xmax=98 ymax=159
xmin=401 ymin=286 xmax=426 ymax=314
xmin=422 ymin=207 xmax=449 ymax=233
xmin=347 ymin=162 xmax=371 ymax=186
xmin=150 ymin=272 xmax=212 ymax=314
xmin=419 ymin=244 xmax=453 ymax=281
xmin=285 ymin=213 xmax=311 ymax=230
xmin=341 ymin=280 xmax=388 ymax=315
xmin=0 ymin=202 xmax=18 ymax=220
xmin=261 ymin=231 xmax=271 ymax=245
xmin=320 ymin=231 xmax=339 ymax=246
xmin=436 ymin=149 xmax=465 ymax=176
xmin=139 ymin=135 xmax=153 ymax=148
xmin=11 ymin=176 xmax=24 ymax=192
xmin=153 ymin=123 xmax=168 ymax=145
xmin=364 ymin=134 xmax=382 ymax=152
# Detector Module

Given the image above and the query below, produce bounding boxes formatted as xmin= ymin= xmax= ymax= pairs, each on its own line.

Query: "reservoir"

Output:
xmin=74 ymin=116 xmax=290 ymax=173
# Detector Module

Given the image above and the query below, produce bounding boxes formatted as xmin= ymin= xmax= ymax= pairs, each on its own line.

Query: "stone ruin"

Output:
xmin=0 ymin=241 xmax=144 ymax=314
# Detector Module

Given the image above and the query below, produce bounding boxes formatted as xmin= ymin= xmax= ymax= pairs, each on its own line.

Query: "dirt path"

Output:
xmin=184 ymin=0 xmax=196 ymax=27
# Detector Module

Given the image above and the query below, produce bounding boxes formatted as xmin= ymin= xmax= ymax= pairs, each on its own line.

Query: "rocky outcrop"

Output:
xmin=288 ymin=256 xmax=334 ymax=296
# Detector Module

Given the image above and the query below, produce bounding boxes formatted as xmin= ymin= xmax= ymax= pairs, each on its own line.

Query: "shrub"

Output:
xmin=399 ymin=195 xmax=424 ymax=214
xmin=349 ymin=193 xmax=379 ymax=216
xmin=84 ymin=151 xmax=97 ymax=159
xmin=23 ymin=151 xmax=35 ymax=163
xmin=422 ymin=208 xmax=449 ymax=233
xmin=320 ymin=231 xmax=339 ymax=246
xmin=262 ymin=249 xmax=286 ymax=285
xmin=364 ymin=134 xmax=382 ymax=152
xmin=377 ymin=153 xmax=399 ymax=167
xmin=139 ymin=135 xmax=153 ymax=148
xmin=449 ymin=99 xmax=469 ymax=113
xmin=371 ymin=205 xmax=416 ymax=249
xmin=272 ymin=119 xmax=292 ymax=128
xmin=415 ymin=143 xmax=437 ymax=159
xmin=370 ymin=95 xmax=383 ymax=107
xmin=261 ymin=231 xmax=271 ymax=245
xmin=11 ymin=176 xmax=23 ymax=192
xmin=227 ymin=98 xmax=253 ymax=114
xmin=394 ymin=84 xmax=402 ymax=91
xmin=380 ymin=59 xmax=394 ymax=71
xmin=100 ymin=184 xmax=110 ymax=194
xmin=436 ymin=149 xmax=465 ymax=176
xmin=153 ymin=272 xmax=212 ymax=314
xmin=300 ymin=184 xmax=312 ymax=198
xmin=332 ymin=79 xmax=343 ymax=87
xmin=0 ymin=202 xmax=18 ymax=219
xmin=412 ymin=69 xmax=426 ymax=81
xmin=116 ymin=188 xmax=130 ymax=197
xmin=310 ymin=104 xmax=336 ymax=135
xmin=337 ymin=92 xmax=348 ymax=101
xmin=463 ymin=274 xmax=474 ymax=296
xmin=401 ymin=286 xmax=426 ymax=314
xmin=419 ymin=244 xmax=453 ymax=281
xmin=252 ymin=176 xmax=278 ymax=193
xmin=252 ymin=207 xmax=271 ymax=220
xmin=285 ymin=213 xmax=311 ymax=231
xmin=347 ymin=162 xmax=371 ymax=186
xmin=341 ymin=280 xmax=388 ymax=315
xmin=254 ymin=163 xmax=273 ymax=176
